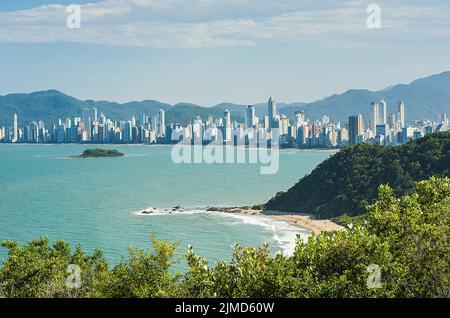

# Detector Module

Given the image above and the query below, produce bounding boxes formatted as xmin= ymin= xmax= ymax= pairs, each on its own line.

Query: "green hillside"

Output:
xmin=265 ymin=132 xmax=450 ymax=218
xmin=301 ymin=71 xmax=450 ymax=122
xmin=1 ymin=71 xmax=449 ymax=127
xmin=0 ymin=90 xmax=171 ymax=126
xmin=0 ymin=90 xmax=243 ymax=127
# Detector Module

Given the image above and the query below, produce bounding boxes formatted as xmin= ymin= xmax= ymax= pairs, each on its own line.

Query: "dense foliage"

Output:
xmin=1 ymin=177 xmax=449 ymax=298
xmin=265 ymin=132 xmax=450 ymax=218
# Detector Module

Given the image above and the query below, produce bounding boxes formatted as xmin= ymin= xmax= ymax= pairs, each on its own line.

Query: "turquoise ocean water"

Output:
xmin=0 ymin=144 xmax=334 ymax=267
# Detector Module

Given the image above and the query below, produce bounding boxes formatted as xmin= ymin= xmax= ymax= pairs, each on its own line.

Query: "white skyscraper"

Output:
xmin=223 ymin=109 xmax=232 ymax=142
xmin=157 ymin=109 xmax=166 ymax=138
xmin=379 ymin=100 xmax=387 ymax=124
xmin=370 ymin=102 xmax=380 ymax=133
xmin=398 ymin=101 xmax=405 ymax=128
xmin=12 ymin=113 xmax=18 ymax=143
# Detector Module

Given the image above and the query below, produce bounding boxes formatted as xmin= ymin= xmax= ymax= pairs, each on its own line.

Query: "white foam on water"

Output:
xmin=207 ymin=211 xmax=310 ymax=256
xmin=132 ymin=206 xmax=197 ymax=216
xmin=132 ymin=207 xmax=310 ymax=256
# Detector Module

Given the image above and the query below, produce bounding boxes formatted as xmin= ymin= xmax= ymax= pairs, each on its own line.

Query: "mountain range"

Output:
xmin=1 ymin=71 xmax=449 ymax=127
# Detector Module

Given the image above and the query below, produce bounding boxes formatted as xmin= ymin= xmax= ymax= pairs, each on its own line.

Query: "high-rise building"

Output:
xmin=399 ymin=126 xmax=414 ymax=144
xmin=224 ymin=110 xmax=231 ymax=128
xmin=376 ymin=124 xmax=389 ymax=138
xmin=0 ymin=126 xmax=5 ymax=141
xmin=123 ymin=121 xmax=132 ymax=143
xmin=82 ymin=108 xmax=91 ymax=140
xmin=12 ymin=113 xmax=18 ymax=143
xmin=192 ymin=117 xmax=203 ymax=141
xmin=398 ymin=101 xmax=405 ymax=128
xmin=245 ymin=105 xmax=256 ymax=129
xmin=93 ymin=107 xmax=98 ymax=123
xmin=337 ymin=127 xmax=349 ymax=146
xmin=157 ymin=109 xmax=166 ymax=138
xmin=279 ymin=115 xmax=289 ymax=136
xmin=141 ymin=113 xmax=148 ymax=127
xmin=263 ymin=115 xmax=269 ymax=130
xmin=387 ymin=113 xmax=396 ymax=130
xmin=295 ymin=110 xmax=305 ymax=126
xmin=349 ymin=114 xmax=363 ymax=145
xmin=268 ymin=97 xmax=277 ymax=131
xmin=379 ymin=100 xmax=387 ymax=124
xmin=371 ymin=102 xmax=379 ymax=133
xmin=223 ymin=110 xmax=232 ymax=143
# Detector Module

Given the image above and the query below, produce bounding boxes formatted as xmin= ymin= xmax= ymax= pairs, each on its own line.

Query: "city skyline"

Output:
xmin=1 ymin=97 xmax=448 ymax=149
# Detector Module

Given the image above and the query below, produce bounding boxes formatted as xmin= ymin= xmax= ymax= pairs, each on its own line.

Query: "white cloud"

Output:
xmin=0 ymin=0 xmax=449 ymax=48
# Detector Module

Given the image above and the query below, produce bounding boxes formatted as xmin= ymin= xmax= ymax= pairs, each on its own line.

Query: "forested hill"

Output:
xmin=265 ymin=132 xmax=450 ymax=218
xmin=2 ymin=71 xmax=450 ymax=126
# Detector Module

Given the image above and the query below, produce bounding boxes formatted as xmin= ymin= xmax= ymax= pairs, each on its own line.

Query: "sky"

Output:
xmin=1 ymin=0 xmax=450 ymax=106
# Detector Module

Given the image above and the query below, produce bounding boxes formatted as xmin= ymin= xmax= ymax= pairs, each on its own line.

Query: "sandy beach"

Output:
xmin=206 ymin=207 xmax=345 ymax=234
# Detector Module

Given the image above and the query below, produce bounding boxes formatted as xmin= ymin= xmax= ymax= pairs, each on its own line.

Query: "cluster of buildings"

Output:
xmin=0 ymin=98 xmax=448 ymax=148
xmin=347 ymin=101 xmax=448 ymax=146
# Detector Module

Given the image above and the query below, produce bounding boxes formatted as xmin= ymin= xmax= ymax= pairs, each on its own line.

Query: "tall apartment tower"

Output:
xmin=268 ymin=97 xmax=277 ymax=131
xmin=157 ymin=109 xmax=166 ymax=138
xmin=12 ymin=113 xmax=18 ymax=143
xmin=398 ymin=101 xmax=405 ymax=128
xmin=223 ymin=109 xmax=232 ymax=143
xmin=93 ymin=107 xmax=98 ymax=123
xmin=371 ymin=102 xmax=379 ymax=133
xmin=379 ymin=100 xmax=387 ymax=125
xmin=349 ymin=114 xmax=364 ymax=145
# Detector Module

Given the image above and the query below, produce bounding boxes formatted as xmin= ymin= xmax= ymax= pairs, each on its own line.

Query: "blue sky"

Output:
xmin=1 ymin=0 xmax=450 ymax=106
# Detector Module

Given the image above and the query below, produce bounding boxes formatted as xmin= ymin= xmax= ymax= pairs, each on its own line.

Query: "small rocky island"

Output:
xmin=71 ymin=148 xmax=124 ymax=158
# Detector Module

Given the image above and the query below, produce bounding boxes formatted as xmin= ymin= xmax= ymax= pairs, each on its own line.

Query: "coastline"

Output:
xmin=0 ymin=143 xmax=340 ymax=152
xmin=206 ymin=207 xmax=345 ymax=234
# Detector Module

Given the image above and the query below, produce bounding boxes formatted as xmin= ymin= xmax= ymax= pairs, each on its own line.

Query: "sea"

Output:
xmin=0 ymin=144 xmax=335 ymax=268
